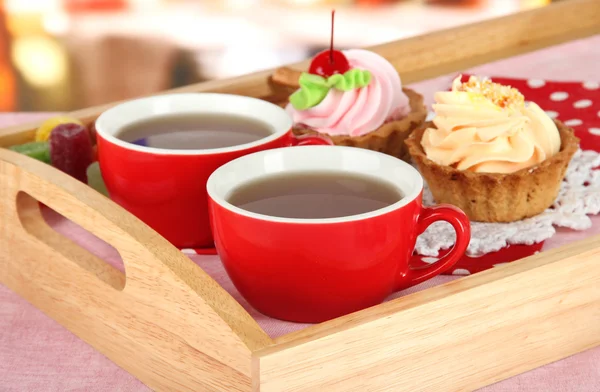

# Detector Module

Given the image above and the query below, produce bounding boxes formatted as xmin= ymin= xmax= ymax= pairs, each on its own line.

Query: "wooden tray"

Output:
xmin=1 ymin=1 xmax=600 ymax=391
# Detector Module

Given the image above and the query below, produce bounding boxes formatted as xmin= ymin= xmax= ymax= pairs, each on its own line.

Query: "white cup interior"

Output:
xmin=207 ymin=146 xmax=424 ymax=224
xmin=94 ymin=93 xmax=292 ymax=155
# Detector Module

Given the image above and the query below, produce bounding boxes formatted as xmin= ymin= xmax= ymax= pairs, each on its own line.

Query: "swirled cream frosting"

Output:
xmin=286 ymin=49 xmax=410 ymax=137
xmin=421 ymin=76 xmax=561 ymax=174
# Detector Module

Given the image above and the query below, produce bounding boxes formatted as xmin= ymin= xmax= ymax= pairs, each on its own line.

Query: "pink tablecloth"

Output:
xmin=2 ymin=35 xmax=600 ymax=391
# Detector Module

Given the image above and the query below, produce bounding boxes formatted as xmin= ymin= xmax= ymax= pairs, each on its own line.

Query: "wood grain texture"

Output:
xmin=253 ymin=236 xmax=600 ymax=392
xmin=255 ymin=235 xmax=600 ymax=391
xmin=1 ymin=0 xmax=598 ymax=148
xmin=0 ymin=148 xmax=273 ymax=392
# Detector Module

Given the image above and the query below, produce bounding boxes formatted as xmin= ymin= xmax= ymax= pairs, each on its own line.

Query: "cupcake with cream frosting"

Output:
xmin=277 ymin=49 xmax=426 ymax=161
xmin=406 ymin=75 xmax=579 ymax=222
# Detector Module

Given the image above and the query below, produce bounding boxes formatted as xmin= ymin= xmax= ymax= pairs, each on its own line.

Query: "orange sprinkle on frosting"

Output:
xmin=453 ymin=75 xmax=525 ymax=110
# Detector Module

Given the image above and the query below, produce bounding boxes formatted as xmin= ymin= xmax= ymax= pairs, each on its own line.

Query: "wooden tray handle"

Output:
xmin=2 ymin=147 xmax=203 ymax=294
xmin=11 ymin=160 xmax=152 ymax=292
xmin=0 ymin=148 xmax=271 ymax=391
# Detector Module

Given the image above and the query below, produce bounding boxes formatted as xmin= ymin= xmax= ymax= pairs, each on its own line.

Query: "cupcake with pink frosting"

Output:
xmin=406 ymin=75 xmax=579 ymax=223
xmin=281 ymin=49 xmax=426 ymax=161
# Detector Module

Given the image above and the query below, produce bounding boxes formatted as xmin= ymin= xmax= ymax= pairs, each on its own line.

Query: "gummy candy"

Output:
xmin=86 ymin=162 xmax=109 ymax=197
xmin=88 ymin=121 xmax=97 ymax=145
xmin=9 ymin=141 xmax=51 ymax=163
xmin=49 ymin=123 xmax=94 ymax=183
xmin=35 ymin=116 xmax=83 ymax=142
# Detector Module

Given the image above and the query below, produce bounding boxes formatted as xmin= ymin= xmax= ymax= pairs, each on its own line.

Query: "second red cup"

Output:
xmin=208 ymin=146 xmax=471 ymax=323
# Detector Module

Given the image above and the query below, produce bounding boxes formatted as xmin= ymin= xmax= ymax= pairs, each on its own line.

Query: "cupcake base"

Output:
xmin=405 ymin=120 xmax=580 ymax=223
xmin=293 ymin=88 xmax=427 ymax=162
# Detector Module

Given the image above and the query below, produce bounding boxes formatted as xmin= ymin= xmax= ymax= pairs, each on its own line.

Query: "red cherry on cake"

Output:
xmin=309 ymin=50 xmax=350 ymax=77
xmin=308 ymin=10 xmax=350 ymax=78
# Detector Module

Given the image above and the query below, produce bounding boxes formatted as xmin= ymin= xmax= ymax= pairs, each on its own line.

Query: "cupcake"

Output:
xmin=405 ymin=75 xmax=579 ymax=223
xmin=272 ymin=49 xmax=426 ymax=161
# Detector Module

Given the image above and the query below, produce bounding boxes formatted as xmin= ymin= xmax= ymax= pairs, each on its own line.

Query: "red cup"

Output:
xmin=95 ymin=93 xmax=330 ymax=249
xmin=207 ymin=146 xmax=471 ymax=323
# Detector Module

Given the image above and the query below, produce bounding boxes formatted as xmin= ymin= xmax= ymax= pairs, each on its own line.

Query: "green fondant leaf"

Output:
xmin=328 ymin=69 xmax=372 ymax=91
xmin=289 ymin=69 xmax=373 ymax=110
xmin=289 ymin=73 xmax=330 ymax=110
xmin=301 ymin=72 xmax=329 ymax=87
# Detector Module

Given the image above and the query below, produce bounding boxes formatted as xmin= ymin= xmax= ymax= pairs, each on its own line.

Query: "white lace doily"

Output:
xmin=415 ymin=149 xmax=600 ymax=257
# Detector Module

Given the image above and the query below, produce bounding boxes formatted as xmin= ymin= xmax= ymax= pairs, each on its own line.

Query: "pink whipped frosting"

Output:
xmin=286 ymin=49 xmax=410 ymax=137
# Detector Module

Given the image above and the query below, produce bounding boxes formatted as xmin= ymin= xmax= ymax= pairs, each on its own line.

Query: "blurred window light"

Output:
xmin=217 ymin=46 xmax=280 ymax=78
xmin=11 ymin=35 xmax=67 ymax=87
xmin=223 ymin=0 xmax=260 ymax=10
xmin=42 ymin=12 xmax=71 ymax=35
xmin=5 ymin=0 xmax=61 ymax=13
xmin=127 ymin=0 xmax=161 ymax=10
xmin=522 ymin=0 xmax=551 ymax=7
xmin=286 ymin=0 xmax=321 ymax=5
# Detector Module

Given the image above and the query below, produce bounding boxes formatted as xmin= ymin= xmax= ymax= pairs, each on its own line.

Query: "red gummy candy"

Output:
xmin=49 ymin=123 xmax=94 ymax=183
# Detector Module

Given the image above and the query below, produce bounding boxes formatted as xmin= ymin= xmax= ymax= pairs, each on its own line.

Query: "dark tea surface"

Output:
xmin=227 ymin=172 xmax=403 ymax=219
xmin=116 ymin=113 xmax=273 ymax=150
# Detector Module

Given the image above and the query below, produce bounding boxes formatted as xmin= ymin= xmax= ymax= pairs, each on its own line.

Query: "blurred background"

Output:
xmin=0 ymin=0 xmax=557 ymax=112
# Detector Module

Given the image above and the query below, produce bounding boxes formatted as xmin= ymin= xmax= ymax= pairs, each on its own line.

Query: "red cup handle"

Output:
xmin=400 ymin=204 xmax=471 ymax=289
xmin=291 ymin=133 xmax=333 ymax=146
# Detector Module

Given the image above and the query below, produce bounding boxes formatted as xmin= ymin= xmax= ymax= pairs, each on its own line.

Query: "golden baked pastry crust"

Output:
xmin=405 ymin=120 xmax=580 ymax=223
xmin=293 ymin=88 xmax=427 ymax=162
